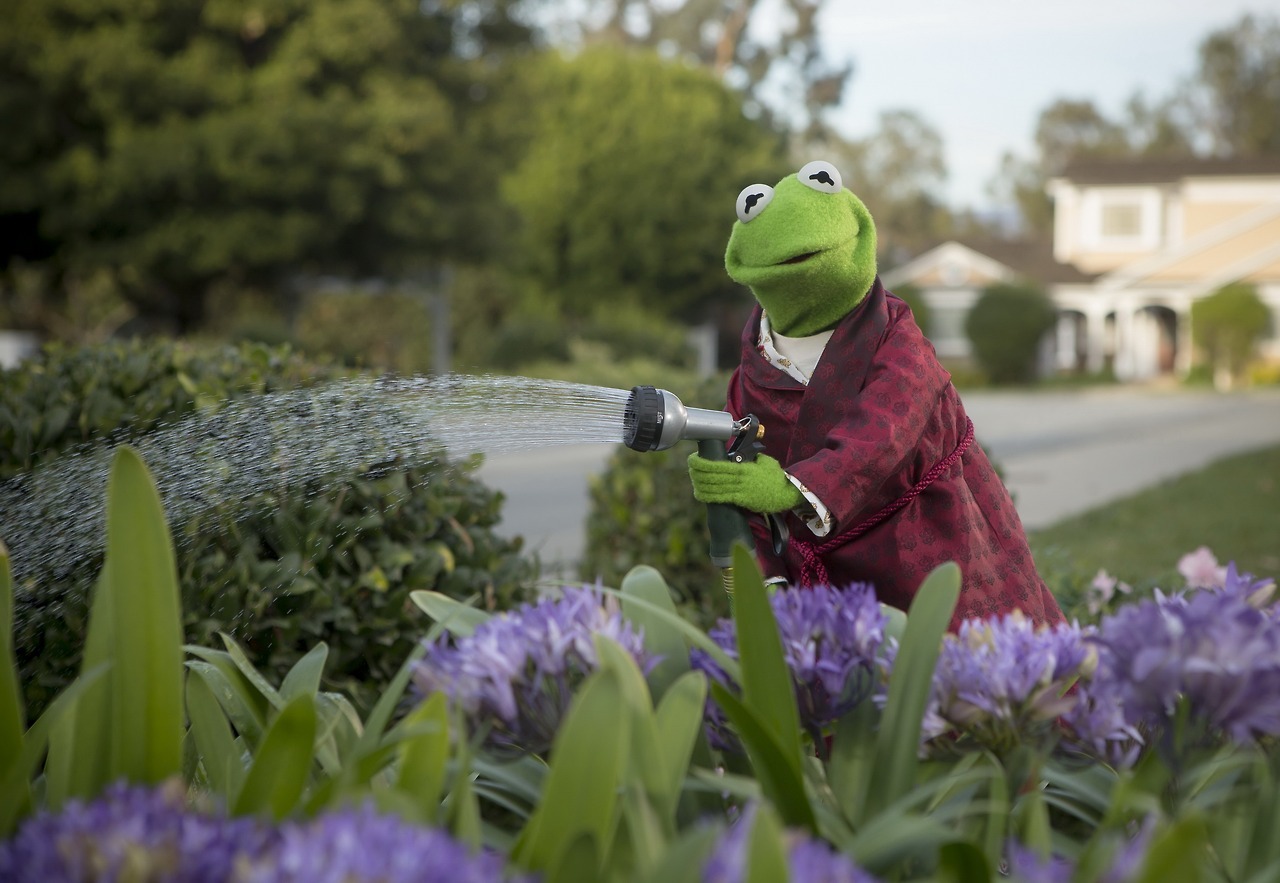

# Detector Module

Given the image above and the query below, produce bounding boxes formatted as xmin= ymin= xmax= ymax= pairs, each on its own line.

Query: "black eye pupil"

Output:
xmin=744 ymin=192 xmax=764 ymax=212
xmin=809 ymin=171 xmax=835 ymax=187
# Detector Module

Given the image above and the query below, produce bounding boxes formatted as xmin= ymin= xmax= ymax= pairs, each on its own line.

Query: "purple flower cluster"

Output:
xmin=0 ymin=783 xmax=533 ymax=883
xmin=1069 ymin=569 xmax=1280 ymax=755
xmin=690 ymin=584 xmax=886 ymax=748
xmin=411 ymin=585 xmax=652 ymax=756
xmin=702 ymin=805 xmax=881 ymax=883
xmin=0 ymin=780 xmax=276 ymax=883
xmin=896 ymin=612 xmax=1093 ymax=756
xmin=236 ymin=804 xmax=534 ymax=883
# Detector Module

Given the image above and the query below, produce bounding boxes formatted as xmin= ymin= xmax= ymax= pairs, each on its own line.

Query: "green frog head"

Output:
xmin=724 ymin=160 xmax=878 ymax=337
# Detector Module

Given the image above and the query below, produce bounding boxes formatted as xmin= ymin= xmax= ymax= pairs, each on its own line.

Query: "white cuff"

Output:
xmin=785 ymin=473 xmax=833 ymax=537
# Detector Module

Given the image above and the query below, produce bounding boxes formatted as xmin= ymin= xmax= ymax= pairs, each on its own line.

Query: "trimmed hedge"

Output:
xmin=1 ymin=339 xmax=534 ymax=714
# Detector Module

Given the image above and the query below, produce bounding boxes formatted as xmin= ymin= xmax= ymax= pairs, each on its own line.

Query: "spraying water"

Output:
xmin=0 ymin=374 xmax=633 ymax=587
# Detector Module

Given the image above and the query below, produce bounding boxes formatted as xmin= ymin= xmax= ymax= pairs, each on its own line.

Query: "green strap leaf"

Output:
xmin=711 ymin=681 xmax=816 ymax=831
xmin=410 ymin=590 xmax=490 ymax=637
xmin=512 ymin=666 xmax=630 ymax=873
xmin=0 ymin=546 xmax=23 ymax=793
xmin=826 ymin=693 xmax=879 ymax=826
xmin=869 ymin=562 xmax=959 ymax=814
xmin=183 ymin=657 xmax=268 ymax=748
xmin=280 ymin=642 xmax=329 ymax=702
xmin=186 ymin=669 xmax=245 ymax=799
xmin=0 ymin=546 xmax=29 ymax=828
xmin=232 ymin=693 xmax=317 ymax=819
xmin=104 ymin=446 xmax=185 ymax=784
xmin=0 ymin=664 xmax=108 ymax=836
xmin=46 ymin=571 xmax=115 ymax=805
xmin=652 ymin=671 xmax=709 ymax=825
xmin=620 ymin=565 xmax=692 ymax=701
xmin=1133 ymin=815 xmax=1210 ymax=883
xmin=745 ymin=802 xmax=791 ymax=883
xmin=394 ymin=693 xmax=451 ymax=823
xmin=731 ymin=545 xmax=803 ymax=760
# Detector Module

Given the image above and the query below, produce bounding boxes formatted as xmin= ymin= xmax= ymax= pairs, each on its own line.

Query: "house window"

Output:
xmin=1100 ymin=202 xmax=1142 ymax=238
xmin=1081 ymin=188 xmax=1162 ymax=251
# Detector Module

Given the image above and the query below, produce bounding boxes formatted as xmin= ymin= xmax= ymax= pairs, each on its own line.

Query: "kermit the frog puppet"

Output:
xmin=688 ymin=160 xmax=1063 ymax=630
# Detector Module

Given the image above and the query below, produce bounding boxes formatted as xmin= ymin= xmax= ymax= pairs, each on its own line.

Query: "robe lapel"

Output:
xmin=787 ymin=278 xmax=889 ymax=463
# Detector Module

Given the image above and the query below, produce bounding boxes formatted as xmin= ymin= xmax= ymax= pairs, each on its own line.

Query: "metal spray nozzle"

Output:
xmin=622 ymin=386 xmax=746 ymax=452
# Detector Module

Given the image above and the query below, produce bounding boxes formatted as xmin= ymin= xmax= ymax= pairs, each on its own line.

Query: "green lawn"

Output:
xmin=1029 ymin=442 xmax=1280 ymax=617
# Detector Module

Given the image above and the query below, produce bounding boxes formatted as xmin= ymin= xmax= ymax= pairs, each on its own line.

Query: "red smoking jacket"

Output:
xmin=726 ymin=278 xmax=1065 ymax=631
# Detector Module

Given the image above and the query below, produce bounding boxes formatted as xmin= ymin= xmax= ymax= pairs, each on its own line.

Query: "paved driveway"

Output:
xmin=477 ymin=387 xmax=1280 ymax=571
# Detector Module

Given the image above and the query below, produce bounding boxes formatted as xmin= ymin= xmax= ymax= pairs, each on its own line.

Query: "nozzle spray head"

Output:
xmin=622 ymin=386 xmax=738 ymax=452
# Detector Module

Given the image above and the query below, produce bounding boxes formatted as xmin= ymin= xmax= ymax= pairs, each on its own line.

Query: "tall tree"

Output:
xmin=544 ymin=0 xmax=851 ymax=138
xmin=1186 ymin=14 xmax=1280 ymax=156
xmin=0 ymin=0 xmax=536 ymax=332
xmin=500 ymin=48 xmax=787 ymax=322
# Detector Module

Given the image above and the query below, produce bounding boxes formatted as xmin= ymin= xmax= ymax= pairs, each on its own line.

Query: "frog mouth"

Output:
xmin=781 ymin=251 xmax=820 ymax=265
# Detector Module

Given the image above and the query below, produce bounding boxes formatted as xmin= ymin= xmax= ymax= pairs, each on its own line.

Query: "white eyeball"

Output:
xmin=735 ymin=183 xmax=774 ymax=223
xmin=797 ymin=160 xmax=843 ymax=194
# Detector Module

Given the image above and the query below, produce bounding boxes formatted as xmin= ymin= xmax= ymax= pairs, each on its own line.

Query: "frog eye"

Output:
xmin=798 ymin=160 xmax=842 ymax=194
xmin=735 ymin=183 xmax=774 ymax=223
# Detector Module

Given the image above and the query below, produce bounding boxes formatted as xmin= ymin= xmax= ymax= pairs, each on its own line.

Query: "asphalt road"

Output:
xmin=476 ymin=386 xmax=1280 ymax=573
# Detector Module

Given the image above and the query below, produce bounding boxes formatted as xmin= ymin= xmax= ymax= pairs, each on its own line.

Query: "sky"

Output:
xmin=815 ymin=0 xmax=1280 ymax=212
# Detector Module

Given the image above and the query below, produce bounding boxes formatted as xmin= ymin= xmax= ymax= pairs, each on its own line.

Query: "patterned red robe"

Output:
xmin=725 ymin=278 xmax=1064 ymax=631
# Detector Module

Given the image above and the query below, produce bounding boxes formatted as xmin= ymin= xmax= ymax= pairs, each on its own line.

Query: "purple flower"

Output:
xmin=1078 ymin=580 xmax=1280 ymax=756
xmin=690 ymin=584 xmax=886 ymax=749
xmin=236 ymin=804 xmax=533 ymax=883
xmin=703 ymin=805 xmax=880 ymax=883
xmin=0 ymin=779 xmax=276 ymax=883
xmin=411 ymin=585 xmax=652 ymax=756
xmin=908 ymin=613 xmax=1094 ymax=756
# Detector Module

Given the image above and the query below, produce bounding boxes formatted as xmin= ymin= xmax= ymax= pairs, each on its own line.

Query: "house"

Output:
xmin=884 ymin=157 xmax=1280 ymax=381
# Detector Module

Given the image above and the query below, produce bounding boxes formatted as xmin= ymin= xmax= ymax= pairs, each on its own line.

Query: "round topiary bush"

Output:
xmin=1 ymin=339 xmax=535 ymax=715
xmin=1191 ymin=281 xmax=1271 ymax=389
xmin=964 ymin=281 xmax=1055 ymax=385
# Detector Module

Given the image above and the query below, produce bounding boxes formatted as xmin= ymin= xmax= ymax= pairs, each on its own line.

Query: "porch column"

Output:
xmin=1085 ymin=308 xmax=1108 ymax=374
xmin=1175 ymin=305 xmax=1194 ymax=377
xmin=1114 ymin=303 xmax=1136 ymax=381
xmin=1055 ymin=313 xmax=1077 ymax=372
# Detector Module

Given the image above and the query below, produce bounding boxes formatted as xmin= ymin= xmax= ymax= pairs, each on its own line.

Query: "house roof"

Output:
xmin=1055 ymin=156 xmax=1280 ymax=186
xmin=919 ymin=237 xmax=1099 ymax=285
xmin=955 ymin=238 xmax=1096 ymax=284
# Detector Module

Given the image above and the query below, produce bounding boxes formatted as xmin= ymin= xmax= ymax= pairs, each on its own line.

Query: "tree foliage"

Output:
xmin=500 ymin=48 xmax=787 ymax=322
xmin=545 ymin=0 xmax=851 ymax=137
xmin=0 ymin=0 xmax=535 ymax=331
xmin=1191 ymin=282 xmax=1271 ymax=387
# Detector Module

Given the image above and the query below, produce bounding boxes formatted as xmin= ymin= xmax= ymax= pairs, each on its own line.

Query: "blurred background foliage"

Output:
xmin=1 ymin=0 xmax=1277 ymax=378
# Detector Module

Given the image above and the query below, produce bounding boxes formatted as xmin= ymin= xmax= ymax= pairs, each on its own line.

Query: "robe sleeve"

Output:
xmin=782 ymin=310 xmax=953 ymax=534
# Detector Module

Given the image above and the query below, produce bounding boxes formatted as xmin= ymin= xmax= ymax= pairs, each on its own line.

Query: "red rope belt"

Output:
xmin=791 ymin=417 xmax=975 ymax=589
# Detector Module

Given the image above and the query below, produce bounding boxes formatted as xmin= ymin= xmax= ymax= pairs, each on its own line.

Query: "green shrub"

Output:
xmin=0 ymin=339 xmax=337 ymax=479
xmin=579 ymin=377 xmax=733 ymax=630
xmin=1191 ymin=281 xmax=1271 ymax=388
xmin=1 ymin=339 xmax=534 ymax=715
xmin=891 ymin=282 xmax=932 ymax=338
xmin=964 ymin=282 xmax=1055 ymax=385
xmin=486 ymin=313 xmax=572 ymax=370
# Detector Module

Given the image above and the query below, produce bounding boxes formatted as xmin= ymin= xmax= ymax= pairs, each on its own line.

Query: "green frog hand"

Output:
xmin=687 ymin=452 xmax=803 ymax=514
